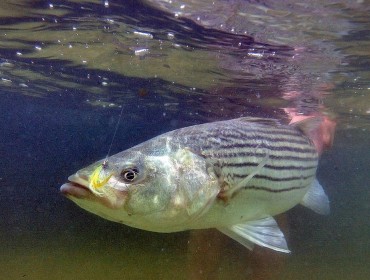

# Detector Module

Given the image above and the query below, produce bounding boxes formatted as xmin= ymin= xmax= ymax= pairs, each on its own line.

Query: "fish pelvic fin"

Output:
xmin=301 ymin=179 xmax=330 ymax=215
xmin=217 ymin=216 xmax=290 ymax=253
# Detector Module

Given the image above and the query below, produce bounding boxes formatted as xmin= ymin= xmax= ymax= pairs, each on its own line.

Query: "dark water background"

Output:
xmin=0 ymin=1 xmax=369 ymax=279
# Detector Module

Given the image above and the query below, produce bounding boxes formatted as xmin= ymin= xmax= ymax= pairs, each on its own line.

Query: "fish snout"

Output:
xmin=60 ymin=172 xmax=92 ymax=198
xmin=60 ymin=182 xmax=91 ymax=199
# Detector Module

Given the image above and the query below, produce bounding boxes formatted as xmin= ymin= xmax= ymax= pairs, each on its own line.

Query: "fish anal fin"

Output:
xmin=217 ymin=227 xmax=255 ymax=251
xmin=301 ymin=179 xmax=330 ymax=215
xmin=217 ymin=216 xmax=291 ymax=253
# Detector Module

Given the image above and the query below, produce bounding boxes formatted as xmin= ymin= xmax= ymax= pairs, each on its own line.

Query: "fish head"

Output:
xmin=60 ymin=140 xmax=220 ymax=232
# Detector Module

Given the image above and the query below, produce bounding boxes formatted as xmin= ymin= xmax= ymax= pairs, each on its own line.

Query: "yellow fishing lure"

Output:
xmin=89 ymin=164 xmax=112 ymax=190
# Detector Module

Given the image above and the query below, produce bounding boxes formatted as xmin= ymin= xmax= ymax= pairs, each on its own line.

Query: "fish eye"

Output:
xmin=120 ymin=167 xmax=139 ymax=183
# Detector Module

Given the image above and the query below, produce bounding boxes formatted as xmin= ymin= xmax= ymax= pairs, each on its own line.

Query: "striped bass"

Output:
xmin=60 ymin=117 xmax=329 ymax=253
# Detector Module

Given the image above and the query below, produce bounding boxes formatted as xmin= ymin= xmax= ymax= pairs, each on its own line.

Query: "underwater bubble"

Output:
xmin=133 ymin=31 xmax=153 ymax=39
xmin=134 ymin=48 xmax=149 ymax=56
xmin=1 ymin=78 xmax=12 ymax=83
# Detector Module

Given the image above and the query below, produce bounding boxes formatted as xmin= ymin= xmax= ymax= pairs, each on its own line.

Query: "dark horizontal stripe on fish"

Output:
xmin=242 ymin=185 xmax=307 ymax=193
xmin=216 ymin=162 xmax=317 ymax=171
xmin=203 ymin=143 xmax=315 ymax=154
xmin=210 ymin=151 xmax=318 ymax=162
xmin=203 ymin=133 xmax=310 ymax=146
xmin=218 ymin=126 xmax=304 ymax=138
xmin=233 ymin=173 xmax=314 ymax=182
xmin=202 ymin=127 xmax=307 ymax=142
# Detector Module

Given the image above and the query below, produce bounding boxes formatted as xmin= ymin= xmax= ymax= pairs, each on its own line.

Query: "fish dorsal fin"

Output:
xmin=291 ymin=117 xmax=322 ymax=136
xmin=217 ymin=216 xmax=290 ymax=253
xmin=237 ymin=117 xmax=283 ymax=127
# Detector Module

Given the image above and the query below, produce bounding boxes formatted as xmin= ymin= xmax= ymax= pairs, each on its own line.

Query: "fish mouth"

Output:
xmin=60 ymin=174 xmax=91 ymax=199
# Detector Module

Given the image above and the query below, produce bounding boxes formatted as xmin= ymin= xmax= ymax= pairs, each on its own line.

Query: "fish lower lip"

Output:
xmin=70 ymin=182 xmax=89 ymax=190
xmin=60 ymin=182 xmax=91 ymax=198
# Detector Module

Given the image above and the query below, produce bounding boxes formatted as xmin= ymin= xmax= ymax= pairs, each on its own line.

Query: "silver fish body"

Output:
xmin=61 ymin=117 xmax=329 ymax=253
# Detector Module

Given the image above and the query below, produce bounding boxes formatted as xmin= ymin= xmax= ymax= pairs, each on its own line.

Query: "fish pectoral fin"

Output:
xmin=217 ymin=216 xmax=291 ymax=253
xmin=223 ymin=153 xmax=269 ymax=198
xmin=300 ymin=179 xmax=330 ymax=215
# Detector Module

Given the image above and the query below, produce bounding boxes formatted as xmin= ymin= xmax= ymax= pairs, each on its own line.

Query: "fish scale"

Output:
xmin=169 ymin=118 xmax=319 ymax=201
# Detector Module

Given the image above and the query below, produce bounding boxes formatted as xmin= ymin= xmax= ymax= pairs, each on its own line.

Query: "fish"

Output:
xmin=60 ymin=117 xmax=330 ymax=253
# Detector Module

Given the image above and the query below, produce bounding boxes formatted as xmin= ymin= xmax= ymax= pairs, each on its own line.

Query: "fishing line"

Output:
xmin=103 ymin=105 xmax=124 ymax=165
